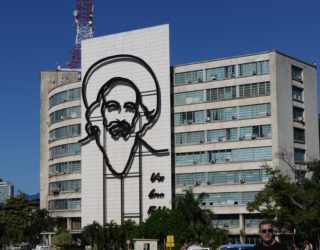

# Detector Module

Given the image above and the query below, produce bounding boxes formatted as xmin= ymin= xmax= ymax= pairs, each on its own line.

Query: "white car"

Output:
xmin=34 ymin=245 xmax=50 ymax=250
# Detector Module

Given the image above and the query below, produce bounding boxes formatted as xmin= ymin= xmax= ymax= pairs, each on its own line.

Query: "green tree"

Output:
xmin=247 ymin=162 xmax=320 ymax=243
xmin=174 ymin=188 xmax=216 ymax=242
xmin=81 ymin=221 xmax=104 ymax=250
xmin=52 ymin=229 xmax=73 ymax=249
xmin=0 ymin=195 xmax=54 ymax=246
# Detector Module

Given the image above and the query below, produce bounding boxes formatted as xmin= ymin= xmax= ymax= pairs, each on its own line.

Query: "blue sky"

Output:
xmin=0 ymin=0 xmax=319 ymax=194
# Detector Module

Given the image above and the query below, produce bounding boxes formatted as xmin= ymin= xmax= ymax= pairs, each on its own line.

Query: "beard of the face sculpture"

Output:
xmin=106 ymin=119 xmax=133 ymax=140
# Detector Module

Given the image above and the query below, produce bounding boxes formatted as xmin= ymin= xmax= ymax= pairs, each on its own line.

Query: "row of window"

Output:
xmin=49 ymin=88 xmax=81 ymax=108
xmin=175 ymin=125 xmax=271 ymax=145
xmin=175 ymin=103 xmax=271 ymax=125
xmin=176 ymin=146 xmax=272 ymax=166
xmin=49 ymin=161 xmax=81 ymax=176
xmin=175 ymin=60 xmax=269 ymax=86
xmin=201 ymin=191 xmax=259 ymax=206
xmin=48 ymin=198 xmax=81 ymax=211
xmin=174 ymin=81 xmax=270 ymax=106
xmin=49 ymin=124 xmax=81 ymax=141
xmin=213 ymin=214 xmax=262 ymax=228
xmin=49 ymin=106 xmax=81 ymax=124
xmin=49 ymin=143 xmax=81 ymax=159
xmin=176 ymin=169 xmax=270 ymax=186
xmin=49 ymin=179 xmax=81 ymax=193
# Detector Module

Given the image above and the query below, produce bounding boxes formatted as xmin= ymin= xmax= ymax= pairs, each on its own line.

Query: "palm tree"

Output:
xmin=81 ymin=221 xmax=104 ymax=250
xmin=174 ymin=188 xmax=215 ymax=242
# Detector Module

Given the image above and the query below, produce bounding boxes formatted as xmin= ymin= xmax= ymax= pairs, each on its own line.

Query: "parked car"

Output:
xmin=33 ymin=245 xmax=51 ymax=250
xmin=217 ymin=244 xmax=255 ymax=250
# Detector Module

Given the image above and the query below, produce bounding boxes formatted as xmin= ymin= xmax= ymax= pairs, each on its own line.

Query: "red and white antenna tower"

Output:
xmin=68 ymin=0 xmax=94 ymax=69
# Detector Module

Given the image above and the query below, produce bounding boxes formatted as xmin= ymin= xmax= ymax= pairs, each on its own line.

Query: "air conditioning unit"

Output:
xmin=187 ymin=120 xmax=192 ymax=124
xmin=211 ymin=75 xmax=217 ymax=81
xmin=266 ymin=111 xmax=271 ymax=116
xmin=252 ymin=70 xmax=257 ymax=75
xmin=207 ymin=181 xmax=212 ymax=185
xmin=206 ymin=117 xmax=211 ymax=122
xmin=234 ymin=201 xmax=239 ymax=205
xmin=187 ymin=80 xmax=193 ymax=84
xmin=202 ymin=202 xmax=206 ymax=206
xmin=252 ymin=134 xmax=257 ymax=139
xmin=226 ymin=158 xmax=231 ymax=162
xmin=298 ymin=117 xmax=304 ymax=122
xmin=210 ymin=159 xmax=216 ymax=164
xmin=200 ymin=139 xmax=204 ymax=144
xmin=60 ymin=116 xmax=65 ymax=120
xmin=193 ymin=160 xmax=198 ymax=165
xmin=209 ymin=202 xmax=214 ymax=206
xmin=239 ymin=136 xmax=245 ymax=140
xmin=194 ymin=181 xmax=200 ymax=186
xmin=198 ymin=78 xmax=203 ymax=82
xmin=232 ymin=115 xmax=237 ymax=120
xmin=240 ymin=179 xmax=246 ymax=184
xmin=75 ymin=187 xmax=80 ymax=192
xmin=224 ymin=223 xmax=229 ymax=228
xmin=231 ymin=73 xmax=236 ymax=78
xmin=218 ymin=136 xmax=225 ymax=142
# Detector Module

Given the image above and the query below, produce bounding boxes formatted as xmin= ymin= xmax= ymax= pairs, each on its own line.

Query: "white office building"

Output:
xmin=173 ymin=50 xmax=318 ymax=242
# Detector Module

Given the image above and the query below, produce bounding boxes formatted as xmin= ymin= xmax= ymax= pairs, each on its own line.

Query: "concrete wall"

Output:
xmin=81 ymin=24 xmax=171 ymax=226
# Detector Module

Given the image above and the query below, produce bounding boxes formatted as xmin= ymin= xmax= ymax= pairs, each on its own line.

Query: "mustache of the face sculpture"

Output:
xmin=106 ymin=119 xmax=133 ymax=139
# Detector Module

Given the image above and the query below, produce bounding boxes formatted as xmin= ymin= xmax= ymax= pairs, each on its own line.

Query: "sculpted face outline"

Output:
xmin=80 ymin=54 xmax=162 ymax=178
xmin=101 ymin=84 xmax=139 ymax=140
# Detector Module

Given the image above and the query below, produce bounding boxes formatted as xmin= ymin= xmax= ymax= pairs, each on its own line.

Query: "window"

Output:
xmin=49 ymin=179 xmax=81 ymax=193
xmin=238 ymin=103 xmax=271 ymax=119
xmin=175 ymin=151 xmax=206 ymax=166
xmin=71 ymin=218 xmax=81 ymax=230
xmin=176 ymin=172 xmax=206 ymax=186
xmin=239 ymin=82 xmax=270 ymax=97
xmin=239 ymin=60 xmax=269 ymax=77
xmin=206 ymin=65 xmax=236 ymax=81
xmin=205 ymin=192 xmax=258 ymax=205
xmin=293 ymin=107 xmax=304 ymax=121
xmin=292 ymin=86 xmax=303 ymax=102
xmin=49 ymin=143 xmax=81 ymax=159
xmin=49 ymin=106 xmax=81 ymax=124
xmin=206 ymin=86 xmax=236 ymax=101
xmin=239 ymin=124 xmax=271 ymax=139
xmin=175 ymin=70 xmax=203 ymax=86
xmin=292 ymin=65 xmax=303 ymax=81
xmin=213 ymin=214 xmax=239 ymax=228
xmin=48 ymin=198 xmax=81 ymax=210
xmin=49 ymin=161 xmax=81 ymax=176
xmin=174 ymin=110 xmax=205 ymax=125
xmin=175 ymin=131 xmax=205 ymax=145
xmin=295 ymin=170 xmax=306 ymax=184
xmin=294 ymin=128 xmax=305 ymax=143
xmin=207 ymin=128 xmax=237 ymax=142
xmin=294 ymin=148 xmax=305 ymax=163
xmin=174 ymin=90 xmax=204 ymax=105
xmin=207 ymin=107 xmax=237 ymax=121
xmin=49 ymin=88 xmax=81 ymax=108
xmin=49 ymin=124 xmax=81 ymax=141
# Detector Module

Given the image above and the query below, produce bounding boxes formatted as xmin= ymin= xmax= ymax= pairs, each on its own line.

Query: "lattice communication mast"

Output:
xmin=68 ymin=0 xmax=94 ymax=69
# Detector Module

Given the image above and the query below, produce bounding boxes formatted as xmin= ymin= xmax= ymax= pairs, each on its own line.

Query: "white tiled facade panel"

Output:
xmin=81 ymin=24 xmax=171 ymax=226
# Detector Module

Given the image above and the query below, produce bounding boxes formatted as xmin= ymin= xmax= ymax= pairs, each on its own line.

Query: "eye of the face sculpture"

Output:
xmin=105 ymin=100 xmax=121 ymax=112
xmin=124 ymin=102 xmax=136 ymax=113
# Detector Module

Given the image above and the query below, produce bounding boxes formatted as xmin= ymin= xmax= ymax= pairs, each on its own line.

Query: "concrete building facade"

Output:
xmin=40 ymin=69 xmax=82 ymax=232
xmin=173 ymin=51 xmax=318 ymax=242
xmin=40 ymin=25 xmax=319 ymax=240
